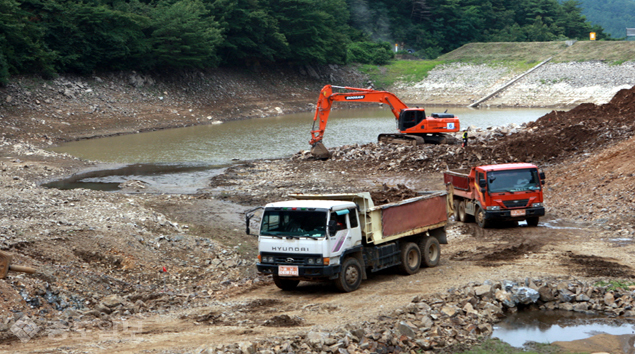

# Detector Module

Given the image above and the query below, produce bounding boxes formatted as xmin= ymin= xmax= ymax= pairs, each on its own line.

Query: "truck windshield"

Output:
xmin=260 ymin=210 xmax=327 ymax=238
xmin=487 ymin=169 xmax=540 ymax=193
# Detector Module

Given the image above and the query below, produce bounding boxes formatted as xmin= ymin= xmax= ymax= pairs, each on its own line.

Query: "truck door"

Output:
xmin=329 ymin=210 xmax=350 ymax=257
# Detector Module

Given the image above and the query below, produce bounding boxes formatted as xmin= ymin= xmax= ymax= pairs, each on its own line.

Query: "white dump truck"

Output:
xmin=246 ymin=191 xmax=452 ymax=292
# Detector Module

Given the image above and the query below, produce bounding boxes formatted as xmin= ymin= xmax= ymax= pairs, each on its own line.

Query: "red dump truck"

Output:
xmin=444 ymin=163 xmax=545 ymax=228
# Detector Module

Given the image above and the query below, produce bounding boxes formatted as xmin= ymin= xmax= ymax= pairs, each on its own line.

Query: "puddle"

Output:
xmin=42 ymin=163 xmax=227 ymax=194
xmin=608 ymin=238 xmax=635 ymax=247
xmin=493 ymin=310 xmax=635 ymax=348
xmin=540 ymin=219 xmax=585 ymax=230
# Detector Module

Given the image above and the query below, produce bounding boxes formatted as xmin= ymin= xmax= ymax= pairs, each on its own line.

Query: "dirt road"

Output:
xmin=5 ymin=213 xmax=632 ymax=353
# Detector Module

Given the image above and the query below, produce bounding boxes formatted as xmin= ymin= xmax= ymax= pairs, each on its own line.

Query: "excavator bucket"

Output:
xmin=310 ymin=142 xmax=331 ymax=160
xmin=0 ymin=250 xmax=36 ymax=279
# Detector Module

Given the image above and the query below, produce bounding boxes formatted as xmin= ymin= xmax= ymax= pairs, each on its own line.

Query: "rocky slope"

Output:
xmin=394 ymin=61 xmax=635 ymax=108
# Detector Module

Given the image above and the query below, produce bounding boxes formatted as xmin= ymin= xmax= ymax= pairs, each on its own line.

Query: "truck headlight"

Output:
xmin=486 ymin=206 xmax=500 ymax=211
xmin=308 ymin=258 xmax=315 ymax=265
xmin=266 ymin=256 xmax=274 ymax=263
xmin=532 ymin=203 xmax=543 ymax=208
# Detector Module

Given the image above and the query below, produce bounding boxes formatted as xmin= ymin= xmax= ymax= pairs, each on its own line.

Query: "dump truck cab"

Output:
xmin=445 ymin=163 xmax=545 ymax=228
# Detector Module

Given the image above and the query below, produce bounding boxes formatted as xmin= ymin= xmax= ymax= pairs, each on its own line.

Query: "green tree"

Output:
xmin=209 ymin=0 xmax=288 ymax=65
xmin=347 ymin=41 xmax=393 ymax=64
xmin=146 ymin=0 xmax=223 ymax=69
xmin=31 ymin=0 xmax=150 ymax=74
xmin=270 ymin=0 xmax=350 ymax=64
xmin=0 ymin=0 xmax=56 ymax=79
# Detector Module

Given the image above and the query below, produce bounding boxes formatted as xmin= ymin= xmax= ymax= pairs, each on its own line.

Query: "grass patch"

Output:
xmin=438 ymin=42 xmax=567 ymax=63
xmin=595 ymin=279 xmax=635 ymax=290
xmin=357 ymin=60 xmax=444 ymax=89
xmin=454 ymin=339 xmax=563 ymax=354
xmin=552 ymin=41 xmax=635 ymax=63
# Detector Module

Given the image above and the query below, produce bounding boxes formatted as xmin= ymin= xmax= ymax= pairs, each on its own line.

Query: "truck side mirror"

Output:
xmin=478 ymin=180 xmax=487 ymax=188
xmin=245 ymin=207 xmax=263 ymax=236
xmin=539 ymin=171 xmax=546 ymax=185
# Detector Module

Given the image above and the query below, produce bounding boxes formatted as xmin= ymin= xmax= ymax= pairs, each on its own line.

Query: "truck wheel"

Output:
xmin=334 ymin=257 xmax=362 ymax=292
xmin=526 ymin=217 xmax=539 ymax=227
xmin=453 ymin=200 xmax=460 ymax=221
xmin=398 ymin=242 xmax=421 ymax=275
xmin=459 ymin=201 xmax=474 ymax=223
xmin=273 ymin=276 xmax=300 ymax=291
xmin=420 ymin=237 xmax=440 ymax=267
xmin=475 ymin=206 xmax=491 ymax=228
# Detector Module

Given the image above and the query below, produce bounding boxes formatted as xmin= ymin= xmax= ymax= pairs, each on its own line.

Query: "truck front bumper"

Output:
xmin=485 ymin=207 xmax=545 ymax=220
xmin=257 ymin=263 xmax=341 ymax=280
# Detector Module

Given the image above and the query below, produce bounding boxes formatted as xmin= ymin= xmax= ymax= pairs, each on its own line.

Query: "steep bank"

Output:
xmin=0 ymin=65 xmax=368 ymax=145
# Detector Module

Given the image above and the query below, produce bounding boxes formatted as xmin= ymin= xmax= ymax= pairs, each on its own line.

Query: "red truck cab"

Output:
xmin=444 ymin=163 xmax=545 ymax=228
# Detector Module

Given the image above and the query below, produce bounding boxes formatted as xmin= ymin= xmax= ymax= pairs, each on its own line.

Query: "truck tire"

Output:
xmin=453 ymin=200 xmax=460 ymax=221
xmin=398 ymin=242 xmax=421 ymax=275
xmin=526 ymin=217 xmax=539 ymax=227
xmin=459 ymin=200 xmax=474 ymax=223
xmin=475 ymin=206 xmax=491 ymax=228
xmin=420 ymin=237 xmax=440 ymax=267
xmin=334 ymin=257 xmax=362 ymax=292
xmin=273 ymin=276 xmax=300 ymax=291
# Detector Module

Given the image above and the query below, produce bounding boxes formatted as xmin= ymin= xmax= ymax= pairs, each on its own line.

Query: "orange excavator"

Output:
xmin=309 ymin=85 xmax=461 ymax=159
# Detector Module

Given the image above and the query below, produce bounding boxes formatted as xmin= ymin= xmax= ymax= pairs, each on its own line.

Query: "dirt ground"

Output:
xmin=1 ymin=68 xmax=635 ymax=353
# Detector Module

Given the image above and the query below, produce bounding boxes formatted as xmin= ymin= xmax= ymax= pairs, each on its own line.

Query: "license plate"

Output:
xmin=278 ymin=266 xmax=298 ymax=277
xmin=511 ymin=209 xmax=526 ymax=217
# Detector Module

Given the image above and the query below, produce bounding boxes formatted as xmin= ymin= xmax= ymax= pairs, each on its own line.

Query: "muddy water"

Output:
xmin=493 ymin=310 xmax=635 ymax=348
xmin=50 ymin=106 xmax=553 ymax=165
xmin=46 ymin=106 xmax=553 ymax=192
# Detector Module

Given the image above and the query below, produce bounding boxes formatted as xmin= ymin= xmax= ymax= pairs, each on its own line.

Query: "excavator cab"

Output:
xmin=398 ymin=109 xmax=426 ymax=130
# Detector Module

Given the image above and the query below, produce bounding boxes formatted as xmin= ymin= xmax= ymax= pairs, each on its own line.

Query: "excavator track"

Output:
xmin=377 ymin=134 xmax=425 ymax=146
xmin=378 ymin=133 xmax=459 ymax=145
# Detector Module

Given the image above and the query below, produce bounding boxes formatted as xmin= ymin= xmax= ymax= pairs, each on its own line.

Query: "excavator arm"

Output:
xmin=310 ymin=85 xmax=409 ymax=146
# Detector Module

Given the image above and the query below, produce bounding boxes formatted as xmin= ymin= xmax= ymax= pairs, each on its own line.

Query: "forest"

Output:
xmin=576 ymin=0 xmax=635 ymax=38
xmin=0 ymin=0 xmax=610 ymax=84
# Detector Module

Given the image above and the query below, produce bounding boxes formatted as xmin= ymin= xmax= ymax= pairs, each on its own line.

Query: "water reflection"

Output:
xmin=43 ymin=163 xmax=225 ymax=194
xmin=493 ymin=310 xmax=635 ymax=347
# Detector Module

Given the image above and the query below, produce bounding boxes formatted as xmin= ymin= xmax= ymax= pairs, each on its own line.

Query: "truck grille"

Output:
xmin=503 ymin=199 xmax=529 ymax=208
xmin=261 ymin=253 xmax=321 ymax=265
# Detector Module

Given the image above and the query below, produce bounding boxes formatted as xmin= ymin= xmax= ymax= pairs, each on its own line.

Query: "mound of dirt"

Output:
xmin=370 ymin=184 xmax=419 ymax=204
xmin=497 ymin=85 xmax=635 ymax=163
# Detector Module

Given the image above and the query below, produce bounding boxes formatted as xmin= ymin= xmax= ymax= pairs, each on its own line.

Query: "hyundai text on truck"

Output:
xmin=246 ymin=191 xmax=452 ymax=292
xmin=444 ymin=163 xmax=545 ymax=228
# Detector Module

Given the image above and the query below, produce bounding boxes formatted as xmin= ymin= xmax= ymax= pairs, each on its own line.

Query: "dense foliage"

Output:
xmin=0 ymin=0 xmax=607 ymax=83
xmin=576 ymin=0 xmax=635 ymax=39
xmin=351 ymin=0 xmax=610 ymax=59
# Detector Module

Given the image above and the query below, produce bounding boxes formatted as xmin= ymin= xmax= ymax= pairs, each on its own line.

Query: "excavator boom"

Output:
xmin=309 ymin=85 xmax=460 ymax=159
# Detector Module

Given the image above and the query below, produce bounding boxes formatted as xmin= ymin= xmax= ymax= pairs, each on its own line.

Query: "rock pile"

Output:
xmin=203 ymin=277 xmax=635 ymax=354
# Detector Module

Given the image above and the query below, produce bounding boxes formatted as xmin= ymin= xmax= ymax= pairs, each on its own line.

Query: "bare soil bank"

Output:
xmin=0 ymin=65 xmax=367 ymax=145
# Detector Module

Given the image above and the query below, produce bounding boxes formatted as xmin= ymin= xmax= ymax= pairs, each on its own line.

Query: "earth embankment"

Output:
xmin=392 ymin=41 xmax=635 ymax=108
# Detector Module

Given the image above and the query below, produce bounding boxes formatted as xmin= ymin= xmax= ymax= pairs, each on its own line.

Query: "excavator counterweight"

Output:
xmin=309 ymin=85 xmax=460 ymax=159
